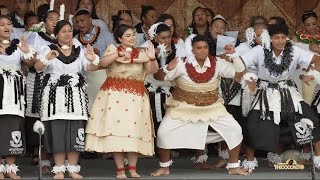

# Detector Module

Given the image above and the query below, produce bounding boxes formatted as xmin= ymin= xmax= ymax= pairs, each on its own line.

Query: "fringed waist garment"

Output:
xmin=41 ymin=73 xmax=89 ymax=119
xmin=0 ymin=66 xmax=25 ymax=111
xmin=250 ymin=79 xmax=303 ymax=125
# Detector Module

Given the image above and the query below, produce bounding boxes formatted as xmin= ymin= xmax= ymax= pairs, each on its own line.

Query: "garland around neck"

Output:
xmin=1 ymin=40 xmax=10 ymax=45
xmin=185 ymin=56 xmax=216 ymax=83
xmin=4 ymin=39 xmax=20 ymax=55
xmin=295 ymin=30 xmax=320 ymax=45
xmin=49 ymin=44 xmax=80 ymax=64
xmin=11 ymin=13 xmax=24 ymax=28
xmin=38 ymin=32 xmax=57 ymax=44
xmin=264 ymin=41 xmax=293 ymax=77
xmin=78 ymin=26 xmax=100 ymax=46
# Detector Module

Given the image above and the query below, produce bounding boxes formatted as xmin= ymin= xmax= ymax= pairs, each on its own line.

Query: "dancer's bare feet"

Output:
xmin=128 ymin=166 xmax=140 ymax=178
xmin=116 ymin=168 xmax=127 ymax=179
xmin=228 ymin=168 xmax=250 ymax=175
xmin=53 ymin=172 xmax=64 ymax=179
xmin=0 ymin=172 xmax=4 ymax=179
xmin=214 ymin=159 xmax=227 ymax=168
xmin=150 ymin=167 xmax=170 ymax=176
xmin=69 ymin=172 xmax=83 ymax=179
xmin=6 ymin=172 xmax=21 ymax=179
xmin=194 ymin=162 xmax=217 ymax=170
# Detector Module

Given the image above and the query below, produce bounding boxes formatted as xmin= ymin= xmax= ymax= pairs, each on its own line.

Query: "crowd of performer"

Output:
xmin=1 ymin=0 xmax=320 ymax=179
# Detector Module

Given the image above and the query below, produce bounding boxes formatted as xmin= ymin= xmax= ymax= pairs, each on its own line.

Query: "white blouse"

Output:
xmin=0 ymin=47 xmax=25 ymax=117
xmin=241 ymin=45 xmax=313 ymax=82
xmin=38 ymin=43 xmax=91 ymax=121
xmin=165 ymin=56 xmax=235 ymax=83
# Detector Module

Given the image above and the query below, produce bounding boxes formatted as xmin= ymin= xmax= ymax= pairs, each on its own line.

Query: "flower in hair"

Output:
xmin=261 ymin=29 xmax=271 ymax=51
xmin=49 ymin=0 xmax=55 ymax=11
xmin=148 ymin=22 xmax=164 ymax=40
xmin=185 ymin=34 xmax=197 ymax=64
xmin=59 ymin=4 xmax=65 ymax=21
xmin=245 ymin=27 xmax=255 ymax=46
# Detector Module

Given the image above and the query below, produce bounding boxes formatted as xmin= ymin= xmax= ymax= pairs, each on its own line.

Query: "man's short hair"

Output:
xmin=191 ymin=35 xmax=209 ymax=46
xmin=268 ymin=23 xmax=289 ymax=36
xmin=74 ymin=8 xmax=91 ymax=18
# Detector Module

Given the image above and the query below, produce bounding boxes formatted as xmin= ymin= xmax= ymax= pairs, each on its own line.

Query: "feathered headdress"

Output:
xmin=59 ymin=4 xmax=65 ymax=21
xmin=148 ymin=22 xmax=164 ymax=40
xmin=185 ymin=34 xmax=197 ymax=64
xmin=245 ymin=27 xmax=271 ymax=50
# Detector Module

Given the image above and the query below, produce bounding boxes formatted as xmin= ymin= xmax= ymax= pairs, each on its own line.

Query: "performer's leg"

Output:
xmin=151 ymin=148 xmax=172 ymax=176
xmin=113 ymin=152 xmax=127 ymax=179
xmin=41 ymin=150 xmax=52 ymax=173
xmin=241 ymin=146 xmax=258 ymax=173
xmin=228 ymin=144 xmax=249 ymax=175
xmin=215 ymin=142 xmax=228 ymax=168
xmin=193 ymin=149 xmax=216 ymax=170
xmin=66 ymin=152 xmax=82 ymax=179
xmin=300 ymin=146 xmax=311 ymax=165
xmin=52 ymin=153 xmax=66 ymax=179
xmin=245 ymin=146 xmax=255 ymax=161
xmin=314 ymin=141 xmax=320 ymax=156
xmin=312 ymin=141 xmax=320 ymax=169
xmin=6 ymin=156 xmax=20 ymax=179
xmin=127 ymin=152 xmax=140 ymax=178
xmin=266 ymin=145 xmax=283 ymax=168
xmin=209 ymin=115 xmax=249 ymax=175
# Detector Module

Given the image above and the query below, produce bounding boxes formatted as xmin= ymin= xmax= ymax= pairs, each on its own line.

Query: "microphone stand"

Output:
xmin=307 ymin=126 xmax=316 ymax=180
xmin=38 ymin=128 xmax=43 ymax=180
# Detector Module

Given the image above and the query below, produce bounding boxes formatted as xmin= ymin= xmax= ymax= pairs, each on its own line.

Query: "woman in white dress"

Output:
xmin=0 ymin=15 xmax=37 ymax=179
xmin=34 ymin=20 xmax=99 ymax=179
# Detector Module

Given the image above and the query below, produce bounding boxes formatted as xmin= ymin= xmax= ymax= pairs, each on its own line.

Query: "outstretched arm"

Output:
xmin=312 ymin=55 xmax=320 ymax=72
xmin=18 ymin=36 xmax=37 ymax=67
xmin=144 ymin=41 xmax=159 ymax=74
xmin=99 ymin=44 xmax=119 ymax=68
xmin=34 ymin=50 xmax=58 ymax=71
xmin=85 ymin=44 xmax=100 ymax=71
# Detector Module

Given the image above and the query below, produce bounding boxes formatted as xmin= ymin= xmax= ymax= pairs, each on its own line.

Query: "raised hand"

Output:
xmin=147 ymin=40 xmax=156 ymax=59
xmin=45 ymin=50 xmax=59 ymax=60
xmin=93 ymin=48 xmax=100 ymax=56
xmin=246 ymin=77 xmax=257 ymax=92
xmin=310 ymin=43 xmax=320 ymax=53
xmin=165 ymin=45 xmax=173 ymax=55
xmin=85 ymin=44 xmax=96 ymax=62
xmin=301 ymin=74 xmax=314 ymax=86
xmin=18 ymin=35 xmax=30 ymax=53
xmin=224 ymin=44 xmax=236 ymax=55
xmin=166 ymin=58 xmax=179 ymax=71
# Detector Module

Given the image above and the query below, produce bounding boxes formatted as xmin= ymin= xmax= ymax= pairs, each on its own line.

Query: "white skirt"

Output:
xmin=156 ymin=114 xmax=243 ymax=150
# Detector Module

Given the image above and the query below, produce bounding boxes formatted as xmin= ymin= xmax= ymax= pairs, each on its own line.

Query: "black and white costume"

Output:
xmin=38 ymin=42 xmax=91 ymax=152
xmin=0 ymin=39 xmax=28 ymax=175
xmin=241 ymin=42 xmax=320 ymax=169
xmin=25 ymin=32 xmax=57 ymax=150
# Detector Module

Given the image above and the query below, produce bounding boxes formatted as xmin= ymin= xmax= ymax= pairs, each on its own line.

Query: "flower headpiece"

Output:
xmin=49 ymin=0 xmax=55 ymax=11
xmin=148 ymin=22 xmax=164 ymax=40
xmin=59 ymin=4 xmax=65 ymax=21
xmin=245 ymin=27 xmax=271 ymax=50
xmin=245 ymin=27 xmax=255 ymax=46
xmin=28 ymin=22 xmax=45 ymax=32
xmin=185 ymin=34 xmax=197 ymax=64
xmin=260 ymin=29 xmax=271 ymax=51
